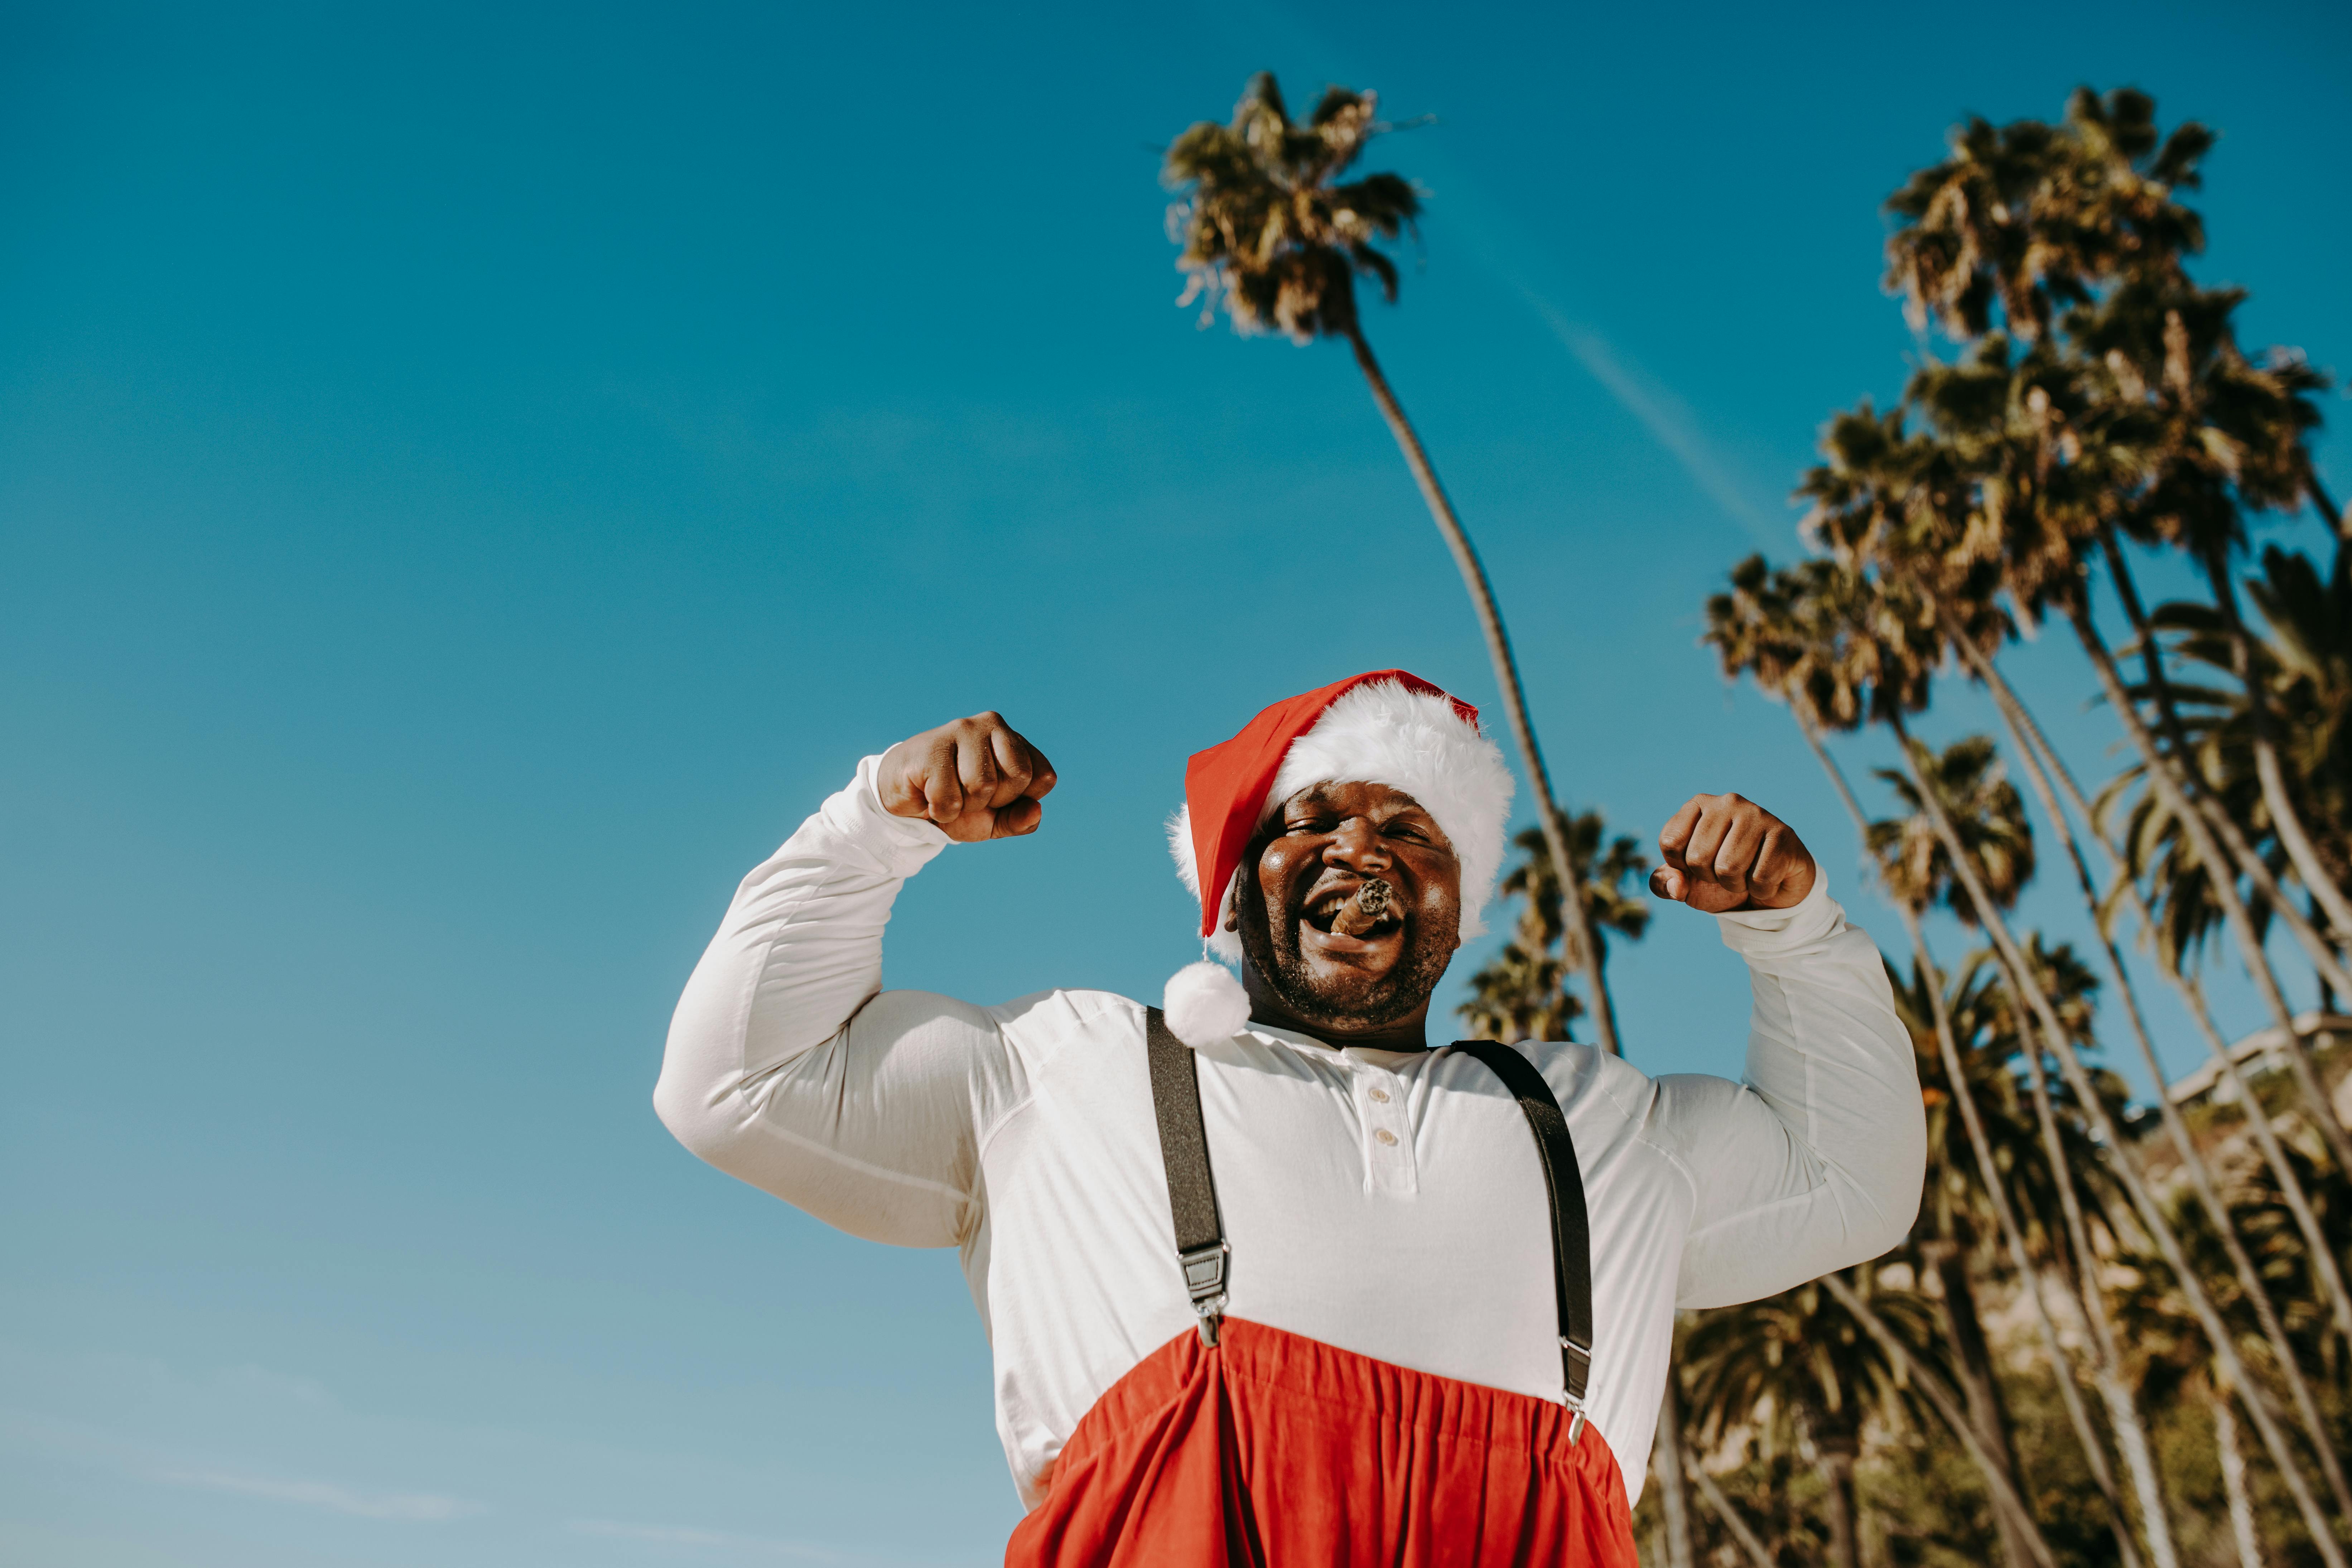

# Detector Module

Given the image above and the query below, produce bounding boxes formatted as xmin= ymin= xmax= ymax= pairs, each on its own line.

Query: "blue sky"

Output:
xmin=4 ymin=2 xmax=2347 ymax=1563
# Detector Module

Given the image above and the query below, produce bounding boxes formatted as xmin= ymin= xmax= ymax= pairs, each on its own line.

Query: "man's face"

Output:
xmin=1232 ymin=780 xmax=1463 ymax=1033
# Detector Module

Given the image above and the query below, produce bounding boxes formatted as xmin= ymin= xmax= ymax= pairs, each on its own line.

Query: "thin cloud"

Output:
xmin=158 ymin=1466 xmax=484 ymax=1522
xmin=1518 ymin=290 xmax=1791 ymax=554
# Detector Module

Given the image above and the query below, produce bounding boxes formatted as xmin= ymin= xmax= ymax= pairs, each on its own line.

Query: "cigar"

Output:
xmin=1329 ymin=878 xmax=1393 ymax=937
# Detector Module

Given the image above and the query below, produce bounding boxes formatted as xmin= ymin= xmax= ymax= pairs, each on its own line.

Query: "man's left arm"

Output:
xmin=1644 ymin=793 xmax=1925 ymax=1309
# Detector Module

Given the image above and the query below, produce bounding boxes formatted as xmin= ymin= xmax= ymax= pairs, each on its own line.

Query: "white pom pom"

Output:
xmin=1163 ymin=961 xmax=1251 ymax=1050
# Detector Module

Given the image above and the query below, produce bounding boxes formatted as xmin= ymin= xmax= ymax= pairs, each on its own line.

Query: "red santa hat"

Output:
xmin=1161 ymin=670 xmax=1515 ymax=1047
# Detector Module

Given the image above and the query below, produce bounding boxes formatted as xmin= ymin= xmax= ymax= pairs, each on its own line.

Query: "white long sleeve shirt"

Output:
xmin=655 ymin=756 xmax=1923 ymax=1511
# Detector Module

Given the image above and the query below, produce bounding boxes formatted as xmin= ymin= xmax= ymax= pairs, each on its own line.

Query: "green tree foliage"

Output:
xmin=1457 ymin=820 xmax=1648 ymax=1044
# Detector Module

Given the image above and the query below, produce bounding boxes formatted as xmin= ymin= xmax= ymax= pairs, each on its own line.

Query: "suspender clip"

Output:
xmin=1180 ymin=1241 xmax=1229 ymax=1346
xmin=1560 ymin=1337 xmax=1592 ymax=1442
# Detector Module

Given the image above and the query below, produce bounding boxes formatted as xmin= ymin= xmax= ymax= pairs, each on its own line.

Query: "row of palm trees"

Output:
xmin=1160 ymin=74 xmax=2347 ymax=1568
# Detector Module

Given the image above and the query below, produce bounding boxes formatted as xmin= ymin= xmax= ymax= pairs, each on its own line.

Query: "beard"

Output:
xmin=1233 ymin=870 xmax=1460 ymax=1032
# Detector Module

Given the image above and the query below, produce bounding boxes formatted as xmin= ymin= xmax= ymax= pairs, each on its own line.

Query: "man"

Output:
xmin=656 ymin=671 xmax=1923 ymax=1565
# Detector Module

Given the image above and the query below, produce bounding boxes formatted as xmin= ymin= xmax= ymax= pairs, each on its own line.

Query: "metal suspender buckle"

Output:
xmin=1180 ymin=1242 xmax=1229 ymax=1346
xmin=1560 ymin=1336 xmax=1592 ymax=1443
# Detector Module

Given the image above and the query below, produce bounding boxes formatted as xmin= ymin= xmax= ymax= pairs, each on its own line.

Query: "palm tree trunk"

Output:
xmin=1654 ymin=1378 xmax=1696 ymax=1568
xmin=2196 ymin=548 xmax=2352 ymax=953
xmin=1926 ymin=1239 xmax=2039 ymax=1568
xmin=1820 ymin=1273 xmax=2062 ymax=1568
xmin=1953 ymin=632 xmax=2352 ymax=1346
xmin=1998 ymin=975 xmax=2182 ymax=1568
xmin=2066 ymin=590 xmax=2352 ymax=1178
xmin=1885 ymin=708 xmax=2350 ymax=1568
xmin=1686 ymin=1460 xmax=1779 ymax=1568
xmin=1817 ymin=1441 xmax=1860 ymax=1568
xmin=1794 ymin=710 xmax=2142 ymax=1568
xmin=2212 ymin=1383 xmax=2267 ymax=1568
xmin=1953 ymin=642 xmax=2352 ymax=1490
xmin=1341 ymin=323 xmax=1619 ymax=1055
xmin=2101 ymin=539 xmax=2352 ymax=999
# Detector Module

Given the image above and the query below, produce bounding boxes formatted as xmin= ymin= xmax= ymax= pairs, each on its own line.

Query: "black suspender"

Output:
xmin=1454 ymin=1040 xmax=1596 ymax=1436
xmin=1144 ymin=1008 xmax=1232 ymax=1345
xmin=1141 ymin=1009 xmax=1595 ymax=1432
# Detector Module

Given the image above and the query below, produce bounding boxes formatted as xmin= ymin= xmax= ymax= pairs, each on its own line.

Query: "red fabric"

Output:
xmin=1004 ymin=1318 xmax=1638 ymax=1568
xmin=1184 ymin=671 xmax=1479 ymax=939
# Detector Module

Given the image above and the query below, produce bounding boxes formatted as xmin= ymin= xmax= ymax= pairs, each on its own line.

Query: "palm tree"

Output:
xmin=1882 ymin=88 xmax=2209 ymax=351
xmin=1868 ymin=737 xmax=2037 ymax=919
xmin=1869 ymin=731 xmax=2183 ymax=1568
xmin=2074 ymin=270 xmax=2349 ymax=947
xmin=1948 ymin=587 xmax=2352 ymax=1517
xmin=1818 ymin=319 xmax=2352 ymax=1381
xmin=1161 ymin=72 xmax=1623 ymax=1055
xmin=1753 ymin=541 xmax=2216 ymax=1565
xmin=1459 ymin=821 xmax=1648 ymax=1044
xmin=1795 ymin=330 xmax=2352 ymax=1464
xmin=2108 ymin=1167 xmax=2351 ymax=1568
xmin=1804 ymin=563 xmax=2348 ymax=1565
xmin=1863 ymin=86 xmax=2352 ymax=1173
xmin=1705 ymin=555 xmax=2144 ymax=1568
xmin=1887 ymin=957 xmax=2053 ymax=1568
xmin=1870 ymin=740 xmax=2192 ymax=1562
xmin=1846 ymin=520 xmax=2352 ymax=1424
xmin=2123 ymin=547 xmax=2352 ymax=967
xmin=1681 ymin=1274 xmax=1943 ymax=1568
xmin=1928 ymin=554 xmax=2352 ymax=1354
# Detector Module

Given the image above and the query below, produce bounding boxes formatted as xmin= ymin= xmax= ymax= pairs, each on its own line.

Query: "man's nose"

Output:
xmin=1325 ymin=816 xmax=1392 ymax=873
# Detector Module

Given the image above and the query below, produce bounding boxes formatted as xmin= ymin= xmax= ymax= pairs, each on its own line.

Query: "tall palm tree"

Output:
xmin=1799 ymin=563 xmax=2348 ymax=1565
xmin=1161 ymin=72 xmax=1623 ymax=1055
xmin=1886 ymin=957 xmax=2051 ymax=1568
xmin=2073 ymin=266 xmax=2348 ymax=946
xmin=1928 ymin=549 xmax=2352 ymax=1352
xmin=1758 ymin=542 xmax=2319 ymax=1561
xmin=1876 ymin=87 xmax=2352 ymax=993
xmin=1841 ymin=443 xmax=2352 ymax=1395
xmin=1863 ymin=86 xmax=2352 ymax=1172
xmin=1866 ymin=730 xmax=2183 ymax=1567
xmin=1704 ymin=555 xmax=2144 ymax=1568
xmin=1680 ymin=1274 xmax=1943 ymax=1568
xmin=1948 ymin=595 xmax=2352 ymax=1514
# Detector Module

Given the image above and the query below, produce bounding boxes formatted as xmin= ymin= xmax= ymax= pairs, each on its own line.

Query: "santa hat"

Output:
xmin=1160 ymin=670 xmax=1515 ymax=1047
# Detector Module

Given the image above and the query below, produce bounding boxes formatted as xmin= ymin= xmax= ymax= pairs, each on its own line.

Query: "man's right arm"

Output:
xmin=653 ymin=713 xmax=1056 ymax=1249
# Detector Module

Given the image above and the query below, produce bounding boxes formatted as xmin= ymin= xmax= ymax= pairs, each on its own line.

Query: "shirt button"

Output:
xmin=1374 ymin=1128 xmax=1398 ymax=1146
xmin=1369 ymin=1087 xmax=1391 ymax=1104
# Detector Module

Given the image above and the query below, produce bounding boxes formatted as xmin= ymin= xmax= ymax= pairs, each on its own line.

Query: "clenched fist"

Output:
xmin=879 ymin=712 xmax=1057 ymax=843
xmin=1650 ymin=793 xmax=1816 ymax=914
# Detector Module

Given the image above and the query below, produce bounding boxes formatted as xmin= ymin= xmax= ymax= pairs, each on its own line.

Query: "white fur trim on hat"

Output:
xmin=1169 ymin=679 xmax=1515 ymax=962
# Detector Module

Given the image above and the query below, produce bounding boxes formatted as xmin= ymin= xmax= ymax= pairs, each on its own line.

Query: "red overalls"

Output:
xmin=1005 ymin=1019 xmax=1642 ymax=1568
